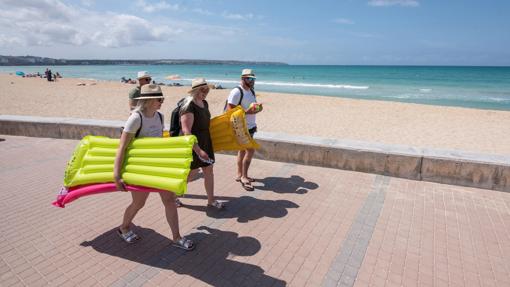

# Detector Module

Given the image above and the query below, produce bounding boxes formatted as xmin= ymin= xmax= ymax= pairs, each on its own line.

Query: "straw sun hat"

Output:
xmin=135 ymin=84 xmax=164 ymax=100
xmin=188 ymin=78 xmax=214 ymax=93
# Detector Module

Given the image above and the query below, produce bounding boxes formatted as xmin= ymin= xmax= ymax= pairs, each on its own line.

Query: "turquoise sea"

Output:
xmin=2 ymin=65 xmax=510 ymax=111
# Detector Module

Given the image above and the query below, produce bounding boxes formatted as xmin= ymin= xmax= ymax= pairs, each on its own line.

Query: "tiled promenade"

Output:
xmin=1 ymin=135 xmax=509 ymax=287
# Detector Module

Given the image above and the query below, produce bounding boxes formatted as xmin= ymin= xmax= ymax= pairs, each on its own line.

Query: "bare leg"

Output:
xmin=237 ymin=150 xmax=246 ymax=179
xmin=158 ymin=191 xmax=181 ymax=241
xmin=120 ymin=191 xmax=150 ymax=233
xmin=187 ymin=168 xmax=199 ymax=183
xmin=202 ymin=165 xmax=215 ymax=204
xmin=241 ymin=148 xmax=255 ymax=181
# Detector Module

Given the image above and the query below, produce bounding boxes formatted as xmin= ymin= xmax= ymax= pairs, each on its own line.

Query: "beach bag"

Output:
xmin=223 ymin=86 xmax=255 ymax=111
xmin=169 ymin=98 xmax=186 ymax=137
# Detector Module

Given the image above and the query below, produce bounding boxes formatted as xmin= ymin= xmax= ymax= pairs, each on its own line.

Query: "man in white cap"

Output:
xmin=128 ymin=71 xmax=152 ymax=110
xmin=226 ymin=69 xmax=263 ymax=191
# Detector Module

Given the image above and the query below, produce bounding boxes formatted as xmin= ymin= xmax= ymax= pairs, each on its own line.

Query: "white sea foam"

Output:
xmin=419 ymin=88 xmax=432 ymax=93
xmin=183 ymin=78 xmax=369 ymax=90
xmin=486 ymin=97 xmax=510 ymax=103
xmin=386 ymin=94 xmax=412 ymax=99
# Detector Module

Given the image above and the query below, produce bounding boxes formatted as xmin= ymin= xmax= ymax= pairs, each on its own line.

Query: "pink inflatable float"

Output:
xmin=52 ymin=183 xmax=166 ymax=208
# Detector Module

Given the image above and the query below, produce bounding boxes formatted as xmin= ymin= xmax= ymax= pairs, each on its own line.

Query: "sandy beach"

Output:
xmin=1 ymin=73 xmax=510 ymax=155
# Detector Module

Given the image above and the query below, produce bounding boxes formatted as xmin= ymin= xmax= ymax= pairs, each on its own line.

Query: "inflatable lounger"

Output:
xmin=53 ymin=135 xmax=196 ymax=207
xmin=53 ymin=183 xmax=170 ymax=208
xmin=209 ymin=106 xmax=260 ymax=152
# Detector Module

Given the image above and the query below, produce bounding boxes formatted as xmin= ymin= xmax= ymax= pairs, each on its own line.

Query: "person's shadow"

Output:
xmin=182 ymin=195 xmax=299 ymax=223
xmin=80 ymin=226 xmax=285 ymax=287
xmin=254 ymin=175 xmax=319 ymax=194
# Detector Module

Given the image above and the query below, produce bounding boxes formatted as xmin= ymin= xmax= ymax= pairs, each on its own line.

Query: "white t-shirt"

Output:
xmin=227 ymin=86 xmax=257 ymax=129
xmin=124 ymin=111 xmax=164 ymax=137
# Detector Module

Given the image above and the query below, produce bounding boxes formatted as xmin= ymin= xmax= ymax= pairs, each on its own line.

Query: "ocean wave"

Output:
xmin=419 ymin=88 xmax=432 ymax=93
xmin=485 ymin=97 xmax=510 ymax=103
xmin=182 ymin=78 xmax=369 ymax=90
xmin=385 ymin=94 xmax=412 ymax=99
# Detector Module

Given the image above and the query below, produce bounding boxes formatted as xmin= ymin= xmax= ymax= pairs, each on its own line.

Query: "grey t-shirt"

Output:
xmin=124 ymin=111 xmax=164 ymax=137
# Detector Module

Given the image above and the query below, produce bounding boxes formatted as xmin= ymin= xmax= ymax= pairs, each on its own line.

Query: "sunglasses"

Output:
xmin=244 ymin=77 xmax=255 ymax=82
xmin=143 ymin=78 xmax=152 ymax=82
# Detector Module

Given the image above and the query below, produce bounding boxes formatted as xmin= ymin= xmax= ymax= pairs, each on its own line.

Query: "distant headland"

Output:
xmin=0 ymin=55 xmax=288 ymax=66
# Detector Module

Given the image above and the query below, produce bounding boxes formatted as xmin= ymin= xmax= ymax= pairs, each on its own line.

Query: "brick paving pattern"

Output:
xmin=0 ymin=135 xmax=509 ymax=286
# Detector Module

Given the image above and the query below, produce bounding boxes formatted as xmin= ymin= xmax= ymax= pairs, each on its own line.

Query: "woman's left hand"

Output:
xmin=115 ymin=178 xmax=127 ymax=192
xmin=197 ymin=148 xmax=210 ymax=161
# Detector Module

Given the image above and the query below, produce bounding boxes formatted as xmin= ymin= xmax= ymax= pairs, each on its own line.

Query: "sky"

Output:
xmin=0 ymin=0 xmax=509 ymax=65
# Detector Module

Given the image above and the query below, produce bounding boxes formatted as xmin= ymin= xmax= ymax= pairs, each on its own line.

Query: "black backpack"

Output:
xmin=169 ymin=98 xmax=186 ymax=137
xmin=223 ymin=86 xmax=255 ymax=111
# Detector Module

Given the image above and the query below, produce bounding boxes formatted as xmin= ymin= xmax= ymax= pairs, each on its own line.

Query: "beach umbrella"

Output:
xmin=15 ymin=71 xmax=25 ymax=76
xmin=165 ymin=74 xmax=181 ymax=80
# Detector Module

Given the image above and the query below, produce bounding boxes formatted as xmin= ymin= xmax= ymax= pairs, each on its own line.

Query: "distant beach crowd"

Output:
xmin=15 ymin=68 xmax=62 ymax=82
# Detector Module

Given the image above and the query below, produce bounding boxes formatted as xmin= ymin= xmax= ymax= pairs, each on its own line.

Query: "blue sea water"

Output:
xmin=2 ymin=64 xmax=510 ymax=111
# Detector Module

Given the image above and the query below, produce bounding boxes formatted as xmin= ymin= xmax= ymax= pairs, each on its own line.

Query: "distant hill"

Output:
xmin=0 ymin=55 xmax=287 ymax=66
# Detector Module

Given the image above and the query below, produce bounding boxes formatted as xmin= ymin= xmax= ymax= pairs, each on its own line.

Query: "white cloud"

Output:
xmin=90 ymin=14 xmax=180 ymax=48
xmin=350 ymin=32 xmax=383 ymax=39
xmin=368 ymin=0 xmax=419 ymax=7
xmin=333 ymin=18 xmax=354 ymax=25
xmin=222 ymin=12 xmax=254 ymax=21
xmin=0 ymin=35 xmax=24 ymax=48
xmin=193 ymin=8 xmax=213 ymax=16
xmin=0 ymin=0 xmax=181 ymax=48
xmin=80 ymin=0 xmax=94 ymax=7
xmin=135 ymin=0 xmax=179 ymax=13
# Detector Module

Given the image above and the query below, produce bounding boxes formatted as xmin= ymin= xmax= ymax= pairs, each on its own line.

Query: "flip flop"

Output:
xmin=235 ymin=177 xmax=255 ymax=182
xmin=240 ymin=180 xmax=255 ymax=191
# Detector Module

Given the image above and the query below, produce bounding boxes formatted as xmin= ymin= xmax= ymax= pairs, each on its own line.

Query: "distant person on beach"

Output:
xmin=114 ymin=84 xmax=195 ymax=250
xmin=128 ymin=71 xmax=152 ymax=110
xmin=178 ymin=78 xmax=224 ymax=210
xmin=46 ymin=68 xmax=52 ymax=82
xmin=226 ymin=69 xmax=262 ymax=191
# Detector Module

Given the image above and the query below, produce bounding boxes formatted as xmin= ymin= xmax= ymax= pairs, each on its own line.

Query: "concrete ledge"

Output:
xmin=0 ymin=115 xmax=124 ymax=139
xmin=1 ymin=115 xmax=509 ymax=192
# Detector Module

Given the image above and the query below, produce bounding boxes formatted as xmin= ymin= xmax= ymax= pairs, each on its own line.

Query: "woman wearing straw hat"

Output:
xmin=179 ymin=78 xmax=224 ymax=209
xmin=114 ymin=84 xmax=195 ymax=250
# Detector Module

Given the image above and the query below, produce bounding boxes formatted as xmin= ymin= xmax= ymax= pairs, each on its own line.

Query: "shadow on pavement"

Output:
xmin=81 ymin=226 xmax=285 ymax=287
xmin=254 ymin=175 xmax=319 ymax=194
xmin=182 ymin=195 xmax=299 ymax=223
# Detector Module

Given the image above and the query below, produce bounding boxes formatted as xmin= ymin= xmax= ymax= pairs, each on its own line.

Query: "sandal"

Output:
xmin=207 ymin=200 xmax=225 ymax=210
xmin=235 ymin=177 xmax=255 ymax=182
xmin=117 ymin=228 xmax=141 ymax=244
xmin=172 ymin=236 xmax=195 ymax=251
xmin=240 ymin=180 xmax=255 ymax=191
xmin=175 ymin=198 xmax=183 ymax=207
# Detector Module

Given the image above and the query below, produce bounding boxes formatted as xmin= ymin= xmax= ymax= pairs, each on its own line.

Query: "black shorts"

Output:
xmin=248 ymin=126 xmax=257 ymax=138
